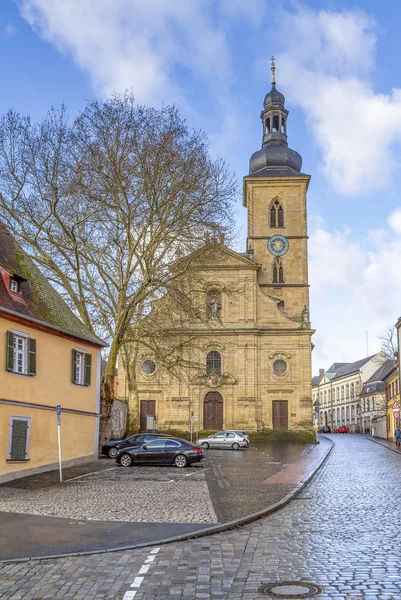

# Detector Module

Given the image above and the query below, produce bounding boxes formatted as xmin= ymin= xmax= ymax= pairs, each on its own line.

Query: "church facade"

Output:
xmin=118 ymin=65 xmax=314 ymax=433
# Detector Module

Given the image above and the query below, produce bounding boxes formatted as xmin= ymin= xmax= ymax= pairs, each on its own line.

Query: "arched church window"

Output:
xmin=270 ymin=199 xmax=284 ymax=228
xmin=265 ymin=117 xmax=270 ymax=134
xmin=278 ymin=205 xmax=284 ymax=227
xmin=273 ymin=258 xmax=284 ymax=283
xmin=273 ymin=115 xmax=279 ymax=132
xmin=281 ymin=117 xmax=286 ymax=134
xmin=206 ymin=351 xmax=221 ymax=375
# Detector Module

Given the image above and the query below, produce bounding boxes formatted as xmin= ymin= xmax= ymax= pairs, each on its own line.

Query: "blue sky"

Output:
xmin=1 ymin=0 xmax=401 ymax=372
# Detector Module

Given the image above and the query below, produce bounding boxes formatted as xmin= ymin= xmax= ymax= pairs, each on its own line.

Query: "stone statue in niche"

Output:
xmin=301 ymin=305 xmax=310 ymax=323
xmin=207 ymin=295 xmax=221 ymax=321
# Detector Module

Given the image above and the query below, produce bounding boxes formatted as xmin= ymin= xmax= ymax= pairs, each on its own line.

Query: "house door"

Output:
xmin=203 ymin=392 xmax=223 ymax=430
xmin=272 ymin=400 xmax=288 ymax=429
xmin=140 ymin=400 xmax=156 ymax=432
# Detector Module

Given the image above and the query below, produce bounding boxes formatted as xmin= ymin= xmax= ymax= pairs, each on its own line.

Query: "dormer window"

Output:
xmin=10 ymin=279 xmax=19 ymax=293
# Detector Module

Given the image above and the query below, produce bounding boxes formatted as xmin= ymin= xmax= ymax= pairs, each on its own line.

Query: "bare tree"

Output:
xmin=379 ymin=325 xmax=399 ymax=360
xmin=0 ymin=94 xmax=237 ymax=437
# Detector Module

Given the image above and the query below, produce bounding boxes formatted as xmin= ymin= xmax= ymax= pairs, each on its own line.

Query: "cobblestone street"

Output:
xmin=1 ymin=434 xmax=400 ymax=599
xmin=0 ymin=466 xmax=217 ymax=524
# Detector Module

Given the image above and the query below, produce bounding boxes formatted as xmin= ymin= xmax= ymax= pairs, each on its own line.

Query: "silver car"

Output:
xmin=196 ymin=431 xmax=248 ymax=450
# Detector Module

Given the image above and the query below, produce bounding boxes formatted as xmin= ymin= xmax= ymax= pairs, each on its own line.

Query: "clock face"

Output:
xmin=267 ymin=234 xmax=289 ymax=256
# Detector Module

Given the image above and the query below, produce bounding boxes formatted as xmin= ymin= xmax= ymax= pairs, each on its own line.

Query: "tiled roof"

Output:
xmin=312 ymin=375 xmax=320 ymax=386
xmin=326 ymin=362 xmax=348 ymax=373
xmin=331 ymin=355 xmax=377 ymax=380
xmin=361 ymin=381 xmax=386 ymax=395
xmin=0 ymin=222 xmax=106 ymax=346
xmin=365 ymin=359 xmax=397 ymax=384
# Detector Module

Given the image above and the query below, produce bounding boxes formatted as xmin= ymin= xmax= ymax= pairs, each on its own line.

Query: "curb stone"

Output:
xmin=0 ymin=437 xmax=334 ymax=564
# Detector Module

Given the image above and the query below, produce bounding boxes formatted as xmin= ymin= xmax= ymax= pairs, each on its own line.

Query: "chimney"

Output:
xmin=319 ymin=368 xmax=324 ymax=377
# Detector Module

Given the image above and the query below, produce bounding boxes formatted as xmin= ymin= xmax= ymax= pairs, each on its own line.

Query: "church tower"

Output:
xmin=243 ymin=58 xmax=310 ymax=321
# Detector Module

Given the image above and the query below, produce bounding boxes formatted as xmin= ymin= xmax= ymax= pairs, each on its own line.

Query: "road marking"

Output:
xmin=123 ymin=547 xmax=160 ymax=599
xmin=66 ymin=467 xmax=117 ymax=482
xmin=138 ymin=565 xmax=150 ymax=574
xmin=185 ymin=471 xmax=197 ymax=477
xmin=130 ymin=577 xmax=144 ymax=588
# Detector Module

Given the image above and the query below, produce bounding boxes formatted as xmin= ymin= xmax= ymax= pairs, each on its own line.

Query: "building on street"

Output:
xmin=118 ymin=64 xmax=314 ymax=433
xmin=384 ymin=364 xmax=400 ymax=441
xmin=312 ymin=352 xmax=389 ymax=432
xmin=0 ymin=222 xmax=106 ymax=483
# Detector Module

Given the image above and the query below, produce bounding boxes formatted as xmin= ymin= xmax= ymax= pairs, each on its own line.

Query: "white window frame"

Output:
xmin=8 ymin=416 xmax=31 ymax=461
xmin=10 ymin=278 xmax=19 ymax=293
xmin=74 ymin=348 xmax=86 ymax=386
xmin=11 ymin=329 xmax=29 ymax=375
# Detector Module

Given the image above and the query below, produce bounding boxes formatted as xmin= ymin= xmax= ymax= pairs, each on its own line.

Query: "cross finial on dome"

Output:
xmin=270 ymin=55 xmax=276 ymax=85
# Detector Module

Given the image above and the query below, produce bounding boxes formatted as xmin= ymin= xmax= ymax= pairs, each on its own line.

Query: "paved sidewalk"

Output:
xmin=366 ymin=434 xmax=401 ymax=454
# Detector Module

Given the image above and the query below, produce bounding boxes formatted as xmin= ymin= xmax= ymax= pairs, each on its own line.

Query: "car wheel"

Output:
xmin=201 ymin=442 xmax=209 ymax=450
xmin=108 ymin=447 xmax=118 ymax=459
xmin=231 ymin=442 xmax=240 ymax=450
xmin=120 ymin=453 xmax=132 ymax=467
xmin=174 ymin=454 xmax=188 ymax=468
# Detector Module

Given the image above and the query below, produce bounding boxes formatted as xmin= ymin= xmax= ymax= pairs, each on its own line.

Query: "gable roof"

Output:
xmin=365 ymin=359 xmax=397 ymax=384
xmin=0 ymin=222 xmax=106 ymax=347
xmin=326 ymin=362 xmax=348 ymax=374
xmin=178 ymin=240 xmax=261 ymax=270
xmin=330 ymin=355 xmax=377 ymax=380
xmin=360 ymin=359 xmax=396 ymax=395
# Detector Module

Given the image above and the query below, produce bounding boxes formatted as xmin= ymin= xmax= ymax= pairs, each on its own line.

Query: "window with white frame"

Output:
xmin=6 ymin=331 xmax=36 ymax=376
xmin=8 ymin=416 xmax=31 ymax=461
xmin=72 ymin=349 xmax=92 ymax=386
xmin=10 ymin=278 xmax=19 ymax=293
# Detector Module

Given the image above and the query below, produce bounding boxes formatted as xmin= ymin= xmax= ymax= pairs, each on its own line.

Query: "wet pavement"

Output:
xmin=0 ymin=442 xmax=324 ymax=561
xmin=0 ymin=434 xmax=400 ymax=599
xmin=203 ymin=442 xmax=317 ymax=522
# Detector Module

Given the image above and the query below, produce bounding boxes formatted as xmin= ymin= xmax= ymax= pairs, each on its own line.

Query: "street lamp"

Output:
xmin=313 ymin=399 xmax=320 ymax=430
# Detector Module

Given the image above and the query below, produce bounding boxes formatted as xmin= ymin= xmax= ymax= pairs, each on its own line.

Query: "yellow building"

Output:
xmin=119 ymin=65 xmax=314 ymax=433
xmin=385 ymin=365 xmax=400 ymax=441
xmin=0 ymin=222 xmax=106 ymax=483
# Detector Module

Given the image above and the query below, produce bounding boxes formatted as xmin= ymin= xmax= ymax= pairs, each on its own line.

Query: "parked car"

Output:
xmin=116 ymin=437 xmax=204 ymax=468
xmin=196 ymin=431 xmax=248 ymax=450
xmin=101 ymin=433 xmax=168 ymax=458
xmin=318 ymin=426 xmax=331 ymax=433
xmin=337 ymin=426 xmax=348 ymax=433
xmin=233 ymin=430 xmax=250 ymax=446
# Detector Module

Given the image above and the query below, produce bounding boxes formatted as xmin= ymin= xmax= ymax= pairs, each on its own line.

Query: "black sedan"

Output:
xmin=101 ymin=433 xmax=168 ymax=458
xmin=116 ymin=437 xmax=204 ymax=468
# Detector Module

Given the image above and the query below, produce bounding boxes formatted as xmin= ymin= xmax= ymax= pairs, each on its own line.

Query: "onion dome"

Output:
xmin=249 ymin=57 xmax=303 ymax=176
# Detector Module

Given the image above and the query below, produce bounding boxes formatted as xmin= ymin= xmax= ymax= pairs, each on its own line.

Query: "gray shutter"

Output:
xmin=72 ymin=349 xmax=77 ymax=383
xmin=28 ymin=338 xmax=36 ymax=376
xmin=84 ymin=353 xmax=92 ymax=386
xmin=6 ymin=331 xmax=14 ymax=371
xmin=10 ymin=419 xmax=28 ymax=460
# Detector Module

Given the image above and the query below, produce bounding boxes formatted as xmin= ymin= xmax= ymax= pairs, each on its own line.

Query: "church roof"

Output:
xmin=248 ymin=66 xmax=306 ymax=178
xmin=247 ymin=167 xmax=309 ymax=178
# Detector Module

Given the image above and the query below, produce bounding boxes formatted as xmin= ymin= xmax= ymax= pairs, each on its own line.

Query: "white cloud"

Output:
xmin=276 ymin=7 xmax=401 ymax=196
xmin=18 ymin=0 xmax=232 ymax=104
xmin=310 ymin=207 xmax=401 ymax=369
